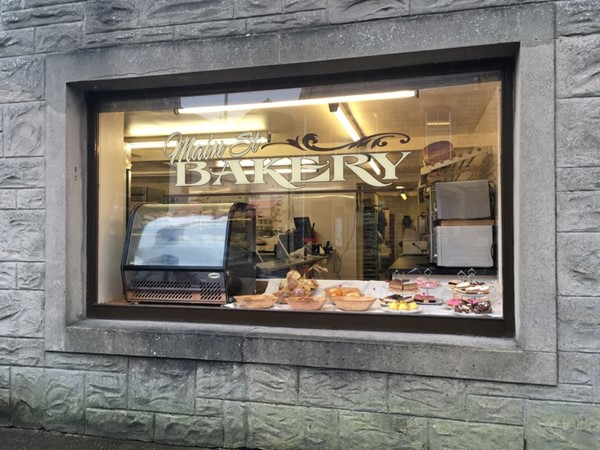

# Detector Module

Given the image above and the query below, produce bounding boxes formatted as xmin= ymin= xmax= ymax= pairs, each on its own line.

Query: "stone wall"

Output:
xmin=1 ymin=0 xmax=600 ymax=448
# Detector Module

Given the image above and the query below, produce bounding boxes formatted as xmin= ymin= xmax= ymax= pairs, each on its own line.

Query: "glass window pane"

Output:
xmin=94 ymin=68 xmax=504 ymax=324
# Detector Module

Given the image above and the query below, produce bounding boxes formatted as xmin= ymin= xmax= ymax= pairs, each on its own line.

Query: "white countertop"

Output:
xmin=260 ymin=275 xmax=502 ymax=318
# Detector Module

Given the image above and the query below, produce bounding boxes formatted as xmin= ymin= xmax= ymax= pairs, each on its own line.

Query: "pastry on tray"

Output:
xmin=452 ymin=281 xmax=490 ymax=296
xmin=388 ymin=279 xmax=418 ymax=292
xmin=453 ymin=298 xmax=493 ymax=314
xmin=416 ymin=277 xmax=440 ymax=289
xmin=414 ymin=293 xmax=437 ymax=304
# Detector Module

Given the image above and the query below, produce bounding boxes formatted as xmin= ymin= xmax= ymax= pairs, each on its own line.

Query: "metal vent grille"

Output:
xmin=126 ymin=280 xmax=224 ymax=304
xmin=129 ymin=290 xmax=194 ymax=301
xmin=199 ymin=281 xmax=223 ymax=302
xmin=130 ymin=280 xmax=192 ymax=290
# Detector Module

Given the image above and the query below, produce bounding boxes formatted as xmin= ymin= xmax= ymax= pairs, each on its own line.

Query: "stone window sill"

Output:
xmin=64 ymin=319 xmax=556 ymax=386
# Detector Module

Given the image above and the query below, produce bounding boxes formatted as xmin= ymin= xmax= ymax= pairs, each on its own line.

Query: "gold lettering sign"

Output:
xmin=163 ymin=131 xmax=411 ymax=190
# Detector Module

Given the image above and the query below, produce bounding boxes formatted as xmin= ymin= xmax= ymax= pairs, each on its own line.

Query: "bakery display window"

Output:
xmin=88 ymin=59 xmax=513 ymax=335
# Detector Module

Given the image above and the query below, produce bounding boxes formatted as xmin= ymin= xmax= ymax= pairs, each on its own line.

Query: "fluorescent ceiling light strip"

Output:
xmin=127 ymin=137 xmax=268 ymax=149
xmin=178 ymin=90 xmax=416 ymax=114
xmin=369 ymin=159 xmax=381 ymax=176
xmin=127 ymin=141 xmax=176 ymax=149
xmin=334 ymin=108 xmax=361 ymax=142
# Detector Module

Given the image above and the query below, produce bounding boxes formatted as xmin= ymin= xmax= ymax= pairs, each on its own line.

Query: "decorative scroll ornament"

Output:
xmin=263 ymin=132 xmax=411 ymax=152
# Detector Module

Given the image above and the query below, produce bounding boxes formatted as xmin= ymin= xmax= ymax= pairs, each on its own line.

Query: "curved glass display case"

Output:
xmin=121 ymin=202 xmax=256 ymax=304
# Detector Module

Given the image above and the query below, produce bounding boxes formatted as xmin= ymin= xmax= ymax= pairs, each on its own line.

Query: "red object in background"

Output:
xmin=423 ymin=141 xmax=454 ymax=165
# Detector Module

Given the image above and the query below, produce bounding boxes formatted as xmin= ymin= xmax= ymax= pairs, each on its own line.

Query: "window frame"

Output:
xmin=85 ymin=58 xmax=515 ymax=338
xmin=43 ymin=3 xmax=557 ymax=386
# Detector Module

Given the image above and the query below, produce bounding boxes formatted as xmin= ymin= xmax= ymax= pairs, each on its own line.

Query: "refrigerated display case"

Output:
xmin=121 ymin=202 xmax=256 ymax=304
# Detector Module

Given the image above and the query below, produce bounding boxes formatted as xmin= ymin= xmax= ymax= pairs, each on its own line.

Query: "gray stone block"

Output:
xmin=0 ymin=190 xmax=16 ymax=209
xmin=467 ymin=378 xmax=594 ymax=403
xmin=1 ymin=4 xmax=83 ymax=29
xmin=16 ymin=188 xmax=44 ymax=209
xmin=84 ymin=27 xmax=175 ymax=49
xmin=0 ymin=290 xmax=43 ymax=337
xmin=233 ymin=0 xmax=282 ymax=18
xmin=196 ymin=361 xmax=246 ymax=400
xmin=284 ymin=0 xmax=326 ymax=13
xmin=557 ymin=234 xmax=600 ymax=296
xmin=83 ymin=1 xmax=139 ymax=34
xmin=223 ymin=400 xmax=246 ymax=449
xmin=410 ymin=0 xmax=507 ymax=15
xmin=0 ymin=388 xmax=9 ymax=426
xmin=64 ymin=323 xmax=245 ymax=361
xmin=465 ymin=394 xmax=523 ymax=425
xmin=557 ymin=98 xmax=600 ymax=168
xmin=0 ymin=158 xmax=45 ymax=189
xmin=0 ymin=338 xmax=43 ymax=366
xmin=594 ymin=357 xmax=600 ymax=404
xmin=11 ymin=368 xmax=44 ymax=427
xmin=0 ymin=29 xmax=34 ymax=57
xmin=247 ymin=402 xmax=339 ymax=450
xmin=85 ymin=372 xmax=128 ymax=409
xmin=558 ymin=168 xmax=600 ymax=192
xmin=174 ymin=20 xmax=246 ymax=41
xmin=3 ymin=0 xmax=79 ymax=11
xmin=129 ymin=358 xmax=195 ymax=414
xmin=3 ymin=102 xmax=44 ymax=157
xmin=558 ymin=352 xmax=594 ymax=385
xmin=0 ymin=57 xmax=43 ymax=102
xmin=429 ymin=419 xmax=523 ymax=450
xmin=1 ymin=0 xmax=18 ymax=11
xmin=16 ymin=262 xmax=44 ymax=290
xmin=247 ymin=10 xmax=327 ymax=34
xmin=328 ymin=0 xmax=408 ymax=24
xmin=0 ymin=263 xmax=16 ymax=289
xmin=0 ymin=366 xmax=9 ymax=387
xmin=195 ymin=397 xmax=224 ymax=417
xmin=299 ymin=367 xmax=387 ymax=412
xmin=388 ymin=375 xmax=465 ymax=419
xmin=558 ymin=296 xmax=600 ymax=353
xmin=557 ymin=34 xmax=600 ymax=98
xmin=0 ymin=211 xmax=44 ymax=261
xmin=526 ymin=401 xmax=600 ymax=449
xmin=142 ymin=0 xmax=234 ymax=27
xmin=246 ymin=363 xmax=297 ymax=404
xmin=154 ymin=412 xmax=223 ymax=447
xmin=339 ymin=410 xmax=427 ymax=450
xmin=11 ymin=367 xmax=84 ymax=433
xmin=557 ymin=0 xmax=600 ymax=36
xmin=85 ymin=408 xmax=154 ymax=442
xmin=45 ymin=352 xmax=128 ymax=372
xmin=34 ymin=23 xmax=81 ymax=53
xmin=557 ymin=192 xmax=600 ymax=232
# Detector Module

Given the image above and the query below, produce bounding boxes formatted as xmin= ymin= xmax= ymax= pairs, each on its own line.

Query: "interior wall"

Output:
xmin=292 ymin=194 xmax=358 ymax=279
xmin=97 ymin=112 xmax=127 ymax=303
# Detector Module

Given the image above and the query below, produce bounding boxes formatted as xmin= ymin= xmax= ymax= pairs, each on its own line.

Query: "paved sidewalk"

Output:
xmin=0 ymin=427 xmax=221 ymax=450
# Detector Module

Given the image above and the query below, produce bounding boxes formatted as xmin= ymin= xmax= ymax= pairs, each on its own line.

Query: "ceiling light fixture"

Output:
xmin=178 ymin=89 xmax=416 ymax=114
xmin=400 ymin=192 xmax=408 ymax=201
xmin=126 ymin=136 xmax=269 ymax=150
xmin=331 ymin=103 xmax=362 ymax=142
xmin=330 ymin=103 xmax=382 ymax=176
